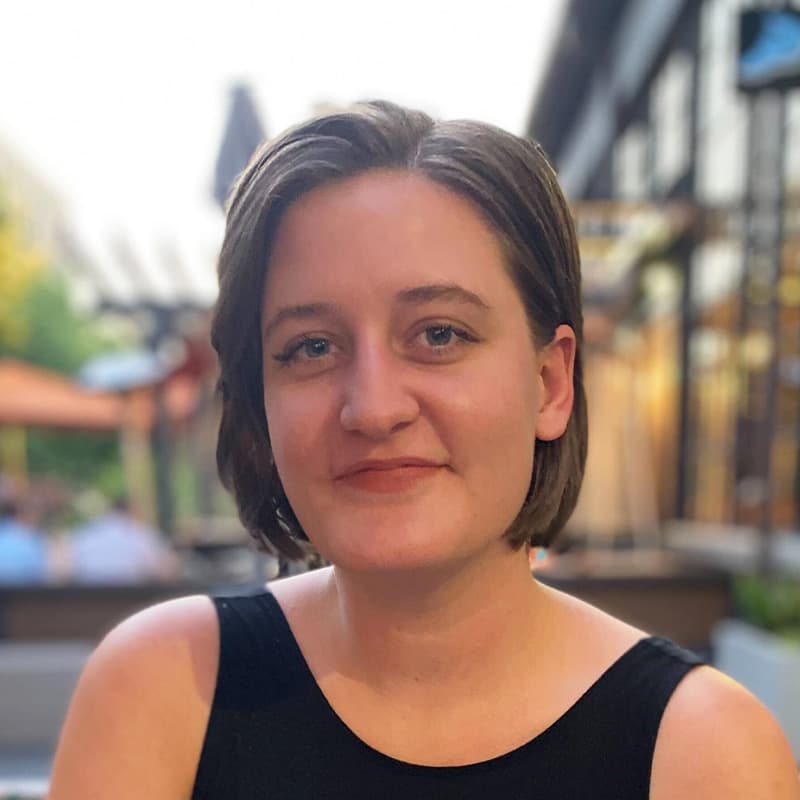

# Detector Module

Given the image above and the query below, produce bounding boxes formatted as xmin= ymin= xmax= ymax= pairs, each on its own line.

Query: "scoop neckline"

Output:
xmin=262 ymin=589 xmax=655 ymax=775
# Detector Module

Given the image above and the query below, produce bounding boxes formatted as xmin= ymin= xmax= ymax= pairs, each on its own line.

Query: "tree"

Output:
xmin=0 ymin=182 xmax=129 ymax=500
xmin=0 ymin=186 xmax=46 ymax=349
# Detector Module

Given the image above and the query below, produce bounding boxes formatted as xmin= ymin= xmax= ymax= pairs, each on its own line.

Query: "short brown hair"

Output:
xmin=212 ymin=100 xmax=587 ymax=559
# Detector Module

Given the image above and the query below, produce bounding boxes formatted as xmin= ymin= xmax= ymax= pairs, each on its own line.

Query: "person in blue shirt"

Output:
xmin=0 ymin=488 xmax=47 ymax=583
xmin=67 ymin=496 xmax=178 ymax=584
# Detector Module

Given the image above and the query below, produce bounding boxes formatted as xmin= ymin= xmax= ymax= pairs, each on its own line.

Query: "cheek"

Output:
xmin=436 ymin=350 xmax=539 ymax=470
xmin=470 ymin=344 xmax=540 ymax=421
xmin=264 ymin=386 xmax=333 ymax=480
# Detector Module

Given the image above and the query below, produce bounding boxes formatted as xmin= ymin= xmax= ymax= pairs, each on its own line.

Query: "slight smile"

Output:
xmin=335 ymin=458 xmax=447 ymax=494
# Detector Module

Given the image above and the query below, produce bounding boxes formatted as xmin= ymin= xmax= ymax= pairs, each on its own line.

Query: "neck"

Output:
xmin=322 ymin=545 xmax=554 ymax=695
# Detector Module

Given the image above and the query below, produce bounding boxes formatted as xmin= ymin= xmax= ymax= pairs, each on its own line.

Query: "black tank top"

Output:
xmin=192 ymin=590 xmax=703 ymax=799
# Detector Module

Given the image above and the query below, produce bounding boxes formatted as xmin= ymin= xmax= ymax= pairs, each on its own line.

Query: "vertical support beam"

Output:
xmin=734 ymin=89 xmax=787 ymax=571
xmin=675 ymin=239 xmax=694 ymax=519
xmin=147 ymin=306 xmax=176 ymax=538
xmin=119 ymin=389 xmax=157 ymax=525
xmin=151 ymin=383 xmax=175 ymax=537
xmin=675 ymin=1 xmax=702 ymax=520
xmin=733 ymin=94 xmax=757 ymax=525
xmin=757 ymin=93 xmax=787 ymax=572
xmin=190 ymin=380 xmax=216 ymax=519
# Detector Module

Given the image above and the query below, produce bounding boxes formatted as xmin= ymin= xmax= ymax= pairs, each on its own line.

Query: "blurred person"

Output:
xmin=0 ymin=477 xmax=48 ymax=583
xmin=66 ymin=496 xmax=179 ymax=583
xmin=49 ymin=103 xmax=799 ymax=799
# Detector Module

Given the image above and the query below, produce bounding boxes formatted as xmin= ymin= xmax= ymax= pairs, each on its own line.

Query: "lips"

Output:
xmin=335 ymin=458 xmax=446 ymax=493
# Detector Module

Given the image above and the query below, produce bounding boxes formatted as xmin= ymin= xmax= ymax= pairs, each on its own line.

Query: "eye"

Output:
xmin=300 ymin=338 xmax=331 ymax=358
xmin=273 ymin=336 xmax=335 ymax=365
xmin=412 ymin=323 xmax=481 ymax=358
xmin=420 ymin=324 xmax=479 ymax=347
xmin=424 ymin=325 xmax=456 ymax=347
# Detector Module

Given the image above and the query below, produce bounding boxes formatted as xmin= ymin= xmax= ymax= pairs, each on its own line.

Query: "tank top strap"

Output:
xmin=549 ymin=635 xmax=704 ymax=797
xmin=618 ymin=636 xmax=705 ymax=735
xmin=208 ymin=590 xmax=312 ymax=710
xmin=193 ymin=590 xmax=322 ymax=799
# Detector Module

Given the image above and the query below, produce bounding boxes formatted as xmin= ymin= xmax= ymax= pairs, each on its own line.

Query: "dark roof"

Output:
xmin=525 ymin=0 xmax=630 ymax=161
xmin=213 ymin=84 xmax=267 ymax=209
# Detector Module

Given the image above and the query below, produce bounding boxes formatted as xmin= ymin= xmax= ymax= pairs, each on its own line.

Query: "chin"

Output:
xmin=307 ymin=521 xmax=501 ymax=577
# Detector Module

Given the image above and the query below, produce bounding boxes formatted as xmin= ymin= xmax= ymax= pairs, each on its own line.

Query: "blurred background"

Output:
xmin=2 ymin=0 xmax=800 ymax=794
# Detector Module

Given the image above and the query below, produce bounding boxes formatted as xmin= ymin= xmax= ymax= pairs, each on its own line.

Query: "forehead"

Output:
xmin=263 ymin=170 xmax=513 ymax=304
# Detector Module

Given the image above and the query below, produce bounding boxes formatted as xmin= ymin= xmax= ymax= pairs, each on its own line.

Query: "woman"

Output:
xmin=49 ymin=101 xmax=799 ymax=799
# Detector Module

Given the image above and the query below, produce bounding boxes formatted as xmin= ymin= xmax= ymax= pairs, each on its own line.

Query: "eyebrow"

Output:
xmin=395 ymin=283 xmax=492 ymax=310
xmin=262 ymin=302 xmax=338 ymax=341
xmin=262 ymin=283 xmax=491 ymax=340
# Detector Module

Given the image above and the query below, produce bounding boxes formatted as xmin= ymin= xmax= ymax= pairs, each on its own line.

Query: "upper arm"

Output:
xmin=651 ymin=665 xmax=800 ymax=800
xmin=48 ymin=595 xmax=219 ymax=800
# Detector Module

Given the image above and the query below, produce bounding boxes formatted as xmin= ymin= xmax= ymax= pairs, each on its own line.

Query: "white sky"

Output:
xmin=0 ymin=0 xmax=566 ymax=306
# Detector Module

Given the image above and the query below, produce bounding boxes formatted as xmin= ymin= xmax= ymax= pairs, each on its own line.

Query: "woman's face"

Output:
xmin=262 ymin=170 xmax=574 ymax=573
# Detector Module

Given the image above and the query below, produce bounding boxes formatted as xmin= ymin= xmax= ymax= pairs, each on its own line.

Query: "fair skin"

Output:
xmin=49 ymin=171 xmax=799 ymax=799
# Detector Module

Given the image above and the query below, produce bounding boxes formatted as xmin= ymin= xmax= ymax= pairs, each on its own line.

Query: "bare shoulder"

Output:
xmin=651 ymin=664 xmax=800 ymax=799
xmin=48 ymin=595 xmax=219 ymax=800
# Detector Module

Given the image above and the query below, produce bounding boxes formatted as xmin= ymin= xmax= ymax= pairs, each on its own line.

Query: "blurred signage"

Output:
xmin=738 ymin=6 xmax=800 ymax=92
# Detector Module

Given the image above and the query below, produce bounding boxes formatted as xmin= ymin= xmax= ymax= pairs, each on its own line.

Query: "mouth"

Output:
xmin=335 ymin=458 xmax=446 ymax=493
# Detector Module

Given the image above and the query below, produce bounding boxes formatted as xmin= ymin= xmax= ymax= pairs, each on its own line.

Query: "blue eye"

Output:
xmin=425 ymin=325 xmax=455 ymax=346
xmin=302 ymin=338 xmax=330 ymax=358
xmin=273 ymin=336 xmax=333 ymax=365
xmin=411 ymin=323 xmax=481 ymax=361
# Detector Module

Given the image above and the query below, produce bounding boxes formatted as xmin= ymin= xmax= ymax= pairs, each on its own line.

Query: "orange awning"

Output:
xmin=0 ymin=359 xmax=201 ymax=432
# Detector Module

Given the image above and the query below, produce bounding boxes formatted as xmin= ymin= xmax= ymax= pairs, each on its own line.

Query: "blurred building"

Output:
xmin=528 ymin=0 xmax=800 ymax=570
xmin=0 ymin=137 xmax=220 ymax=538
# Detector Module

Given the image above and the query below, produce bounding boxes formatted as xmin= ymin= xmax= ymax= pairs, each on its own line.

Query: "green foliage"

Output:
xmin=0 ymin=270 xmax=123 ymax=372
xmin=26 ymin=429 xmax=125 ymax=498
xmin=0 ymin=186 xmax=46 ymax=347
xmin=734 ymin=574 xmax=800 ymax=643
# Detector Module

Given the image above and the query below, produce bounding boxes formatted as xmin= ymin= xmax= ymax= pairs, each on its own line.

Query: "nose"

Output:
xmin=339 ymin=344 xmax=420 ymax=440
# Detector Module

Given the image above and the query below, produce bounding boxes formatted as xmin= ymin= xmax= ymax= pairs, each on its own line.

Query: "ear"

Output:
xmin=535 ymin=324 xmax=576 ymax=442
